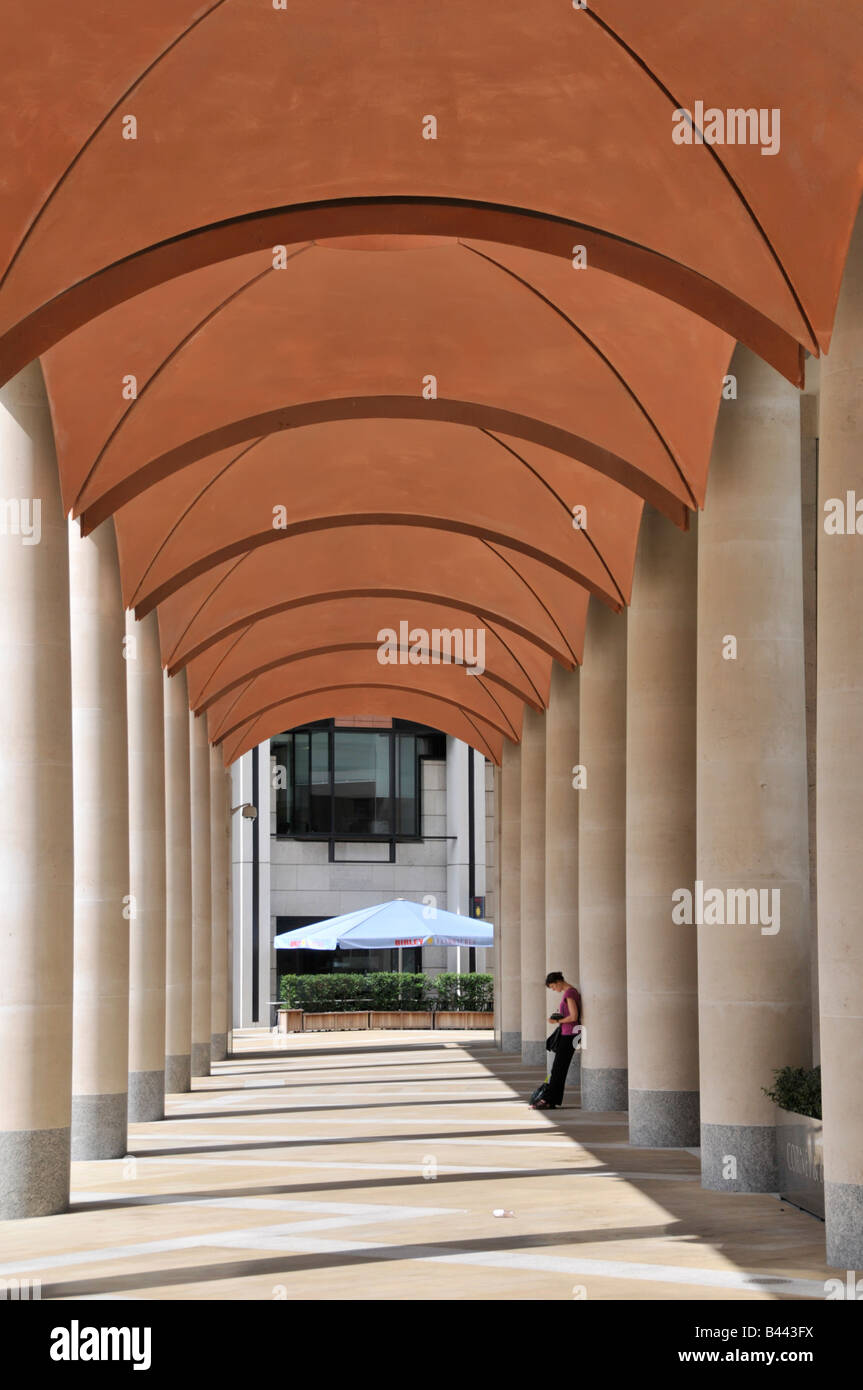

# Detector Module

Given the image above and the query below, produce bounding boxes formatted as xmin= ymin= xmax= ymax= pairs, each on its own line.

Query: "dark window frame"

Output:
xmin=271 ymin=720 xmax=445 ymax=859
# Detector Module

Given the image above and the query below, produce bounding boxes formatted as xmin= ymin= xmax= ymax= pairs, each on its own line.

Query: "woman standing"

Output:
xmin=531 ymin=971 xmax=581 ymax=1109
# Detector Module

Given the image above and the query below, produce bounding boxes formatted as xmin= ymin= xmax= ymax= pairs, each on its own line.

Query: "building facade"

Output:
xmin=231 ymin=726 xmax=495 ymax=1025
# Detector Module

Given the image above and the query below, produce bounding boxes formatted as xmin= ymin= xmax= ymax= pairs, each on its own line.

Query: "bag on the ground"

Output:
xmin=529 ymin=1081 xmax=553 ymax=1106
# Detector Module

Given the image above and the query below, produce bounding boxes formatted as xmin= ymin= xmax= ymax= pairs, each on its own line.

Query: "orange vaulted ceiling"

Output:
xmin=43 ymin=241 xmax=731 ymax=533
xmin=3 ymin=0 xmax=863 ymax=384
xmin=221 ymin=689 xmax=508 ymax=769
xmin=109 ymin=418 xmax=642 ymax=616
xmin=39 ymin=232 xmax=735 ymax=762
xmin=206 ymin=648 xmax=526 ymax=749
xmin=11 ymin=1 xmax=863 ymax=760
xmin=155 ymin=529 xmax=592 ymax=676
xmin=183 ymin=597 xmax=556 ymax=717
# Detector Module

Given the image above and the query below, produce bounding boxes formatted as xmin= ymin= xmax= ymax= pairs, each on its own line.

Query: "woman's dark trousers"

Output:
xmin=546 ymin=1034 xmax=575 ymax=1106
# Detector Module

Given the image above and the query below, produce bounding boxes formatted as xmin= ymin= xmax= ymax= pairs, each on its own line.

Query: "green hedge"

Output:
xmin=434 ymin=972 xmax=493 ymax=1010
xmin=762 ymin=1065 xmax=821 ymax=1120
xmin=280 ymin=972 xmax=430 ymax=1011
xmin=278 ymin=971 xmax=494 ymax=1012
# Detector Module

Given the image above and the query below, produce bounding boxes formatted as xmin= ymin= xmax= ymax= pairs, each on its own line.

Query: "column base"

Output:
xmin=521 ymin=1039 xmax=546 ymax=1067
xmin=165 ymin=1053 xmax=191 ymax=1094
xmin=0 ymin=1127 xmax=70 ymax=1218
xmin=71 ymin=1093 xmax=128 ymax=1160
xmin=210 ymin=1032 xmax=227 ymax=1063
xmin=826 ymin=1181 xmax=863 ymax=1268
xmin=581 ymin=1067 xmax=628 ymax=1111
xmin=700 ymin=1121 xmax=776 ymax=1192
xmin=501 ymin=1030 xmax=521 ymax=1054
xmin=191 ymin=1042 xmax=211 ymax=1077
xmin=629 ymin=1089 xmax=700 ymax=1147
xmin=128 ymin=1070 xmax=165 ymax=1123
xmin=566 ymin=1050 xmax=582 ymax=1090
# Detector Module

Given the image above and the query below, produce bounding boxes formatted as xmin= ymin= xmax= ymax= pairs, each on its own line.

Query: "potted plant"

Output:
xmin=277 ymin=975 xmax=303 ymax=1033
xmin=369 ymin=973 xmax=433 ymax=1029
xmin=762 ymin=1065 xmax=823 ymax=1219
xmin=433 ymin=973 xmax=495 ymax=1029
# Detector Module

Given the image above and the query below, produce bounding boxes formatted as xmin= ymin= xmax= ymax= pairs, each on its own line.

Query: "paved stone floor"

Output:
xmin=0 ymin=1032 xmax=832 ymax=1301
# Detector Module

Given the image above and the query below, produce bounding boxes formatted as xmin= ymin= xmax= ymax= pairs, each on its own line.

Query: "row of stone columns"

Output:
xmin=0 ymin=361 xmax=232 ymax=1216
xmin=495 ymin=318 xmax=863 ymax=1266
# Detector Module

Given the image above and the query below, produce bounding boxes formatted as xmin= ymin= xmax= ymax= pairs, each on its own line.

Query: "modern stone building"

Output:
xmin=0 ymin=2 xmax=862 ymax=1283
xmin=230 ymin=729 xmax=495 ymax=1025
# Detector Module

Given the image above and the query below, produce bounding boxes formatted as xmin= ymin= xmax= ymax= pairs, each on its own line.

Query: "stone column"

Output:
xmin=0 ymin=362 xmax=74 ymax=1217
xmin=224 ymin=768 xmax=234 ymax=1053
xmin=626 ymin=508 xmax=699 ymax=1145
xmin=579 ymin=601 xmax=628 ymax=1110
xmin=800 ymin=385 xmax=820 ymax=1064
xmin=545 ymin=662 xmax=581 ymax=1087
xmin=230 ymin=754 xmax=252 ymax=1028
xmin=164 ymin=670 xmax=192 ymax=1093
xmin=190 ymin=711 xmax=212 ymax=1078
xmin=697 ymin=343 xmax=810 ymax=1192
xmin=818 ymin=211 xmax=863 ymax=1266
xmin=492 ymin=763 xmax=502 ymax=1046
xmin=126 ymin=608 xmax=166 ymax=1122
xmin=498 ymin=739 xmax=522 ymax=1054
xmin=519 ymin=705 xmax=546 ymax=1066
xmin=210 ymin=743 xmax=229 ymax=1063
xmin=544 ymin=667 xmax=580 ymax=975
xmin=68 ymin=517 xmax=129 ymax=1160
xmin=445 ymin=737 xmax=470 ymax=921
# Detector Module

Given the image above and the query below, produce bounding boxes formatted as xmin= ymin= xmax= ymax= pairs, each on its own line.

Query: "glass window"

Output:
xmin=309 ymin=729 xmax=330 ymax=833
xmin=293 ymin=731 xmax=311 ymax=832
xmin=396 ymin=735 xmax=417 ymax=835
xmin=273 ymin=721 xmax=443 ymax=841
xmin=272 ymin=736 xmax=292 ymax=835
xmin=333 ymin=730 xmax=392 ymax=835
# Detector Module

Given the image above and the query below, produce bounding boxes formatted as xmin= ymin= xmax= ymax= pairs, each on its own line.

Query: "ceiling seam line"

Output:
xmin=86 ymin=395 xmax=684 ymax=532
xmin=216 ymin=684 xmax=510 ymax=748
xmin=170 ymin=587 xmax=571 ymax=672
xmin=480 ymin=428 xmax=628 ymax=607
xmin=129 ymin=436 xmax=268 ymax=606
xmin=75 ymin=264 xmax=276 ymax=507
xmin=210 ymin=675 xmax=258 ymax=741
xmin=74 ymin=245 xmax=313 ymax=511
xmin=461 ymin=239 xmax=698 ymax=510
xmin=481 ymin=539 xmax=580 ymax=667
xmin=481 ymin=616 xmax=547 ymax=707
xmin=162 ymin=549 xmax=250 ymax=667
xmin=134 ymin=513 xmax=622 ymax=617
xmin=585 ymin=6 xmax=820 ymax=356
xmin=0 ymin=0 xmax=232 ymax=295
xmin=197 ymin=645 xmax=532 ymax=715
xmin=458 ymin=709 xmax=497 ymax=763
xmin=193 ymin=623 xmax=254 ymax=706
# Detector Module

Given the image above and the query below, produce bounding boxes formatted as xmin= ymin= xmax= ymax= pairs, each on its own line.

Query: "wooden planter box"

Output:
xmin=776 ymin=1107 xmax=824 ymax=1219
xmin=302 ymin=1011 xmax=370 ymax=1032
xmin=276 ymin=1008 xmax=303 ymax=1033
xmin=435 ymin=1010 xmax=495 ymax=1029
xmin=369 ymin=1010 xmax=434 ymax=1029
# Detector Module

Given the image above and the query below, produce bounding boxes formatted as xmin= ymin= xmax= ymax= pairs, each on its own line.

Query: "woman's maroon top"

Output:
xmin=560 ymin=986 xmax=581 ymax=1036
